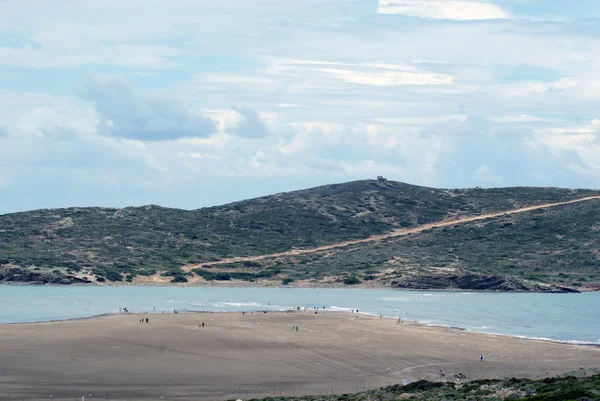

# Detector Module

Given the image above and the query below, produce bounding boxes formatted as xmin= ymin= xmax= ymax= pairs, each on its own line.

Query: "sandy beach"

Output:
xmin=0 ymin=312 xmax=598 ymax=401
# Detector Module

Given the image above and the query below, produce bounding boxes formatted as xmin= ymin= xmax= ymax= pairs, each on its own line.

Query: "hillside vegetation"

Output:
xmin=1 ymin=180 xmax=599 ymax=290
xmin=234 ymin=373 xmax=600 ymax=401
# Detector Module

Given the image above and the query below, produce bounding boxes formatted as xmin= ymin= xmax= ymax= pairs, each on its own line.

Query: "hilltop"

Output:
xmin=1 ymin=180 xmax=600 ymax=291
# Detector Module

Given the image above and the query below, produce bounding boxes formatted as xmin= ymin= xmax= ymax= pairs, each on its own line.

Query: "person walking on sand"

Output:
xmin=386 ymin=367 xmax=390 ymax=374
xmin=479 ymin=354 xmax=484 ymax=361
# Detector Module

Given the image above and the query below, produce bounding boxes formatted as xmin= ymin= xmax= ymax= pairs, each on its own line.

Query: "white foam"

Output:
xmin=477 ymin=331 xmax=600 ymax=346
xmin=329 ymin=306 xmax=353 ymax=312
xmin=215 ymin=302 xmax=263 ymax=307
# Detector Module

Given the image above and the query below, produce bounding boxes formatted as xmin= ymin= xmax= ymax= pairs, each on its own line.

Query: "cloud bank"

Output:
xmin=0 ymin=0 xmax=599 ymax=213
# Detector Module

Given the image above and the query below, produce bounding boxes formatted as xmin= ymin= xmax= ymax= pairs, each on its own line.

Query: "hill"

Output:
xmin=1 ymin=180 xmax=599 ymax=291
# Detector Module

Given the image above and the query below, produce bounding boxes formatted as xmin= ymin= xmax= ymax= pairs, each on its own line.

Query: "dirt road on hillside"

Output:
xmin=182 ymin=195 xmax=600 ymax=271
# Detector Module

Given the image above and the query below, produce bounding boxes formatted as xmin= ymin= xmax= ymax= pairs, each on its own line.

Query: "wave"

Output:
xmin=487 ymin=332 xmax=600 ymax=347
xmin=209 ymin=301 xmax=293 ymax=311
xmin=329 ymin=306 xmax=353 ymax=312
xmin=215 ymin=301 xmax=264 ymax=307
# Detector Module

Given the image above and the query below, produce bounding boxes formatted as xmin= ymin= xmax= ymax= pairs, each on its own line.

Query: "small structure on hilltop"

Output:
xmin=377 ymin=176 xmax=387 ymax=182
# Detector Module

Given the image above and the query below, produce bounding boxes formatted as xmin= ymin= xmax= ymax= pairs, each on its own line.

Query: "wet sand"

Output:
xmin=0 ymin=312 xmax=598 ymax=400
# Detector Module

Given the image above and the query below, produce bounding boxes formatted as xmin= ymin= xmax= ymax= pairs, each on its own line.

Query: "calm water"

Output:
xmin=1 ymin=285 xmax=599 ymax=344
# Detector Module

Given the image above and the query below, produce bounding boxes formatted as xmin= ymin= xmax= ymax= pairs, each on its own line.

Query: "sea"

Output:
xmin=1 ymin=285 xmax=599 ymax=345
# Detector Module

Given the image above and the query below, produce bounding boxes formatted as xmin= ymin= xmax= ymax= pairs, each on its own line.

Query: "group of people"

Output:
xmin=295 ymin=306 xmax=327 ymax=312
xmin=139 ymin=317 xmax=149 ymax=323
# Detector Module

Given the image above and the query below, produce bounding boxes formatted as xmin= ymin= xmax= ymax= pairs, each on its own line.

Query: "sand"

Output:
xmin=0 ymin=312 xmax=598 ymax=400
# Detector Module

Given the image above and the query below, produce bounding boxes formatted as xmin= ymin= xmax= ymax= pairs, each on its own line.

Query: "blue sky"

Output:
xmin=1 ymin=0 xmax=600 ymax=213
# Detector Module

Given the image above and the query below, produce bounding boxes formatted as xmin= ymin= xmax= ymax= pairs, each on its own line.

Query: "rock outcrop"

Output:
xmin=390 ymin=272 xmax=579 ymax=293
xmin=0 ymin=266 xmax=90 ymax=285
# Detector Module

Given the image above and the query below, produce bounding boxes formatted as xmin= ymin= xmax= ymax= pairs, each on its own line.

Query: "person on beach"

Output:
xmin=295 ymin=325 xmax=298 ymax=332
xmin=146 ymin=318 xmax=149 ymax=323
xmin=480 ymin=354 xmax=484 ymax=361
xmin=202 ymin=322 xmax=205 ymax=327
xmin=386 ymin=367 xmax=390 ymax=374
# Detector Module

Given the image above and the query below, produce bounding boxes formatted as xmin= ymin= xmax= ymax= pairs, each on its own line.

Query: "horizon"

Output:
xmin=3 ymin=177 xmax=599 ymax=215
xmin=2 ymin=1 xmax=600 ymax=214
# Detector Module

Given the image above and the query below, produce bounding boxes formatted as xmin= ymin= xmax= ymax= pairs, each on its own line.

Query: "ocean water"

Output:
xmin=0 ymin=285 xmax=599 ymax=344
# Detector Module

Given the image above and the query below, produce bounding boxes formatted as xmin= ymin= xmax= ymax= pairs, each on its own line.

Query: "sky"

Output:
xmin=1 ymin=0 xmax=600 ymax=213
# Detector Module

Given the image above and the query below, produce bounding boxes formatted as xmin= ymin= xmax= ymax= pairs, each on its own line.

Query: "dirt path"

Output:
xmin=182 ymin=195 xmax=600 ymax=271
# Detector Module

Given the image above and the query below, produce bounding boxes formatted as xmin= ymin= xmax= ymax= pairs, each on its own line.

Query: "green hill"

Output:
xmin=1 ymin=180 xmax=599 ymax=290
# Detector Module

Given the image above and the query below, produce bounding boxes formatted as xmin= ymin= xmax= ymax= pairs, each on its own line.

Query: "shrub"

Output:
xmin=160 ymin=270 xmax=182 ymax=277
xmin=343 ymin=276 xmax=361 ymax=285
xmin=171 ymin=275 xmax=188 ymax=283
xmin=104 ymin=271 xmax=123 ymax=282
xmin=243 ymin=261 xmax=262 ymax=268
xmin=215 ymin=273 xmax=231 ymax=281
xmin=282 ymin=278 xmax=294 ymax=285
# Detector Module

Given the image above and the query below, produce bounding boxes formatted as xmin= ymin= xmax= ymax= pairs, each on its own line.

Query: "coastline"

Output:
xmin=5 ymin=278 xmax=593 ymax=292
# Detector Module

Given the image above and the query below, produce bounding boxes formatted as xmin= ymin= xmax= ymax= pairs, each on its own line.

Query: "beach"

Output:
xmin=0 ymin=311 xmax=598 ymax=400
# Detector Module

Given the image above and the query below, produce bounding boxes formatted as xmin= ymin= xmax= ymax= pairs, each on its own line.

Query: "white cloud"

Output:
xmin=177 ymin=152 xmax=221 ymax=160
xmin=492 ymin=114 xmax=565 ymax=123
xmin=276 ymin=104 xmax=302 ymax=108
xmin=373 ymin=115 xmax=467 ymax=125
xmin=378 ymin=0 xmax=508 ymax=20
xmin=495 ymin=78 xmax=579 ymax=97
xmin=266 ymin=57 xmax=453 ymax=86
xmin=313 ymin=67 xmax=452 ymax=86
xmin=77 ymin=75 xmax=216 ymax=141
xmin=229 ymin=107 xmax=272 ymax=138
xmin=0 ymin=91 xmax=97 ymax=139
